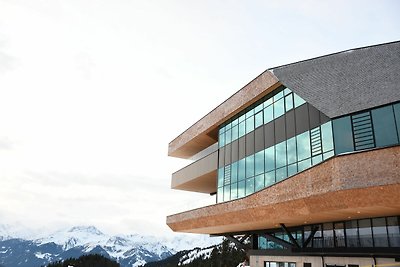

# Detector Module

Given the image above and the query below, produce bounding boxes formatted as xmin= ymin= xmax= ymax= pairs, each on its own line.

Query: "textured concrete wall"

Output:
xmin=167 ymin=146 xmax=400 ymax=234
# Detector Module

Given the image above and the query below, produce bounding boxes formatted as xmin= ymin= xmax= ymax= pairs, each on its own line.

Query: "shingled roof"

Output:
xmin=272 ymin=41 xmax=400 ymax=118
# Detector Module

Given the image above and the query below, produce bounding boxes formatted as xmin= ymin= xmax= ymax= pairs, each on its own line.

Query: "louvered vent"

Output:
xmin=224 ymin=165 xmax=231 ymax=185
xmin=310 ymin=127 xmax=322 ymax=156
xmin=351 ymin=112 xmax=375 ymax=150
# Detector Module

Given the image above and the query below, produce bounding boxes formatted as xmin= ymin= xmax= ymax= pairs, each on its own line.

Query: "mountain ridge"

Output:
xmin=0 ymin=224 xmax=222 ymax=267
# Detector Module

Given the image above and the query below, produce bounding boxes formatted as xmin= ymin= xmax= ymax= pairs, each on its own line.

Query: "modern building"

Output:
xmin=167 ymin=41 xmax=400 ymax=267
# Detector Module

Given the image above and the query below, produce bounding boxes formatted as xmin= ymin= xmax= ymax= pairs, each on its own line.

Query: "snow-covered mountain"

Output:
xmin=0 ymin=225 xmax=222 ymax=267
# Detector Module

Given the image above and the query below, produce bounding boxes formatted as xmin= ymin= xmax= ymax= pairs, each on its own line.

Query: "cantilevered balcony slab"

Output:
xmin=171 ymin=151 xmax=217 ymax=194
xmin=168 ymin=71 xmax=280 ymax=159
xmin=167 ymin=146 xmax=400 ymax=235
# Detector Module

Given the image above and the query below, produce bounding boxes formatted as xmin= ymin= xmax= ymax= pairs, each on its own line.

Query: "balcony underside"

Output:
xmin=167 ymin=146 xmax=400 ymax=235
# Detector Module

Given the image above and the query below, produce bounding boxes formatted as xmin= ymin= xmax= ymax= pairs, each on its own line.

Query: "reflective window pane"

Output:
xmin=333 ymin=116 xmax=354 ymax=154
xmin=231 ymin=125 xmax=239 ymax=142
xmin=255 ymin=111 xmax=263 ymax=129
xmin=312 ymin=155 xmax=322 ymax=165
xmin=387 ymin=216 xmax=400 ymax=247
xmin=246 ymin=155 xmax=254 ymax=178
xmin=321 ymin=121 xmax=334 ymax=152
xmin=276 ymin=167 xmax=287 ymax=182
xmin=238 ymin=180 xmax=245 ymax=198
xmin=239 ymin=121 xmax=246 ymax=138
xmin=246 ymin=177 xmax=254 ymax=196
xmin=223 ymin=185 xmax=230 ymax=201
xmin=265 ymin=171 xmax=275 ymax=186
xmin=259 ymin=236 xmax=267 ymax=249
xmin=239 ymin=113 xmax=246 ymax=122
xmin=358 ymin=219 xmax=373 ymax=247
xmin=238 ymin=158 xmax=245 ymax=181
xmin=334 ymin=222 xmax=346 ymax=247
xmin=275 ymin=141 xmax=287 ymax=168
xmin=294 ymin=93 xmax=306 ymax=107
xmin=394 ymin=103 xmax=400 ymax=137
xmin=345 ymin=220 xmax=359 ymax=247
xmin=371 ymin=105 xmax=399 ymax=147
xmin=231 ymin=118 xmax=238 ymax=126
xmin=255 ymin=174 xmax=264 ymax=191
xmin=287 ymin=136 xmax=297 ymax=164
xmin=273 ymin=91 xmax=284 ymax=101
xmin=297 ymin=131 xmax=311 ymax=161
xmin=230 ymin=183 xmax=238 ymax=200
xmin=217 ymin=187 xmax=223 ymax=203
xmin=264 ymin=105 xmax=274 ymax=124
xmin=372 ymin=218 xmax=389 ymax=247
xmin=218 ymin=168 xmax=224 ymax=187
xmin=298 ymin=158 xmax=311 ymax=172
xmin=323 ymin=150 xmax=334 ymax=160
xmin=323 ymin=223 xmax=334 ymax=248
xmin=246 ymin=108 xmax=254 ymax=118
xmin=274 ymin=98 xmax=285 ymax=118
xmin=287 ymin=163 xmax=297 ymax=177
xmin=219 ymin=133 xmax=225 ymax=147
xmin=285 ymin=94 xmax=293 ymax=112
xmin=265 ymin=146 xmax=275 ymax=172
xmin=255 ymin=102 xmax=263 ymax=113
xmin=231 ymin=162 xmax=238 ymax=183
xmin=246 ymin=116 xmax=255 ymax=134
xmin=225 ymin=128 xmax=232 ymax=144
xmin=255 ymin=150 xmax=264 ymax=175
xmin=283 ymin=87 xmax=292 ymax=95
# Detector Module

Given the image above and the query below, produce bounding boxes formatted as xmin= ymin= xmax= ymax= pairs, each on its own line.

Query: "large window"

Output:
xmin=265 ymin=262 xmax=296 ymax=267
xmin=217 ymin=121 xmax=333 ymax=202
xmin=256 ymin=216 xmax=400 ymax=250
xmin=332 ymin=102 xmax=400 ymax=155
xmin=218 ymin=87 xmax=306 ymax=148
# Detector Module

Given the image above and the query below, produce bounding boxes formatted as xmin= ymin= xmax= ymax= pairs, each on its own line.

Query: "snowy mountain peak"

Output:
xmin=67 ymin=225 xmax=104 ymax=236
xmin=0 ymin=225 xmax=222 ymax=267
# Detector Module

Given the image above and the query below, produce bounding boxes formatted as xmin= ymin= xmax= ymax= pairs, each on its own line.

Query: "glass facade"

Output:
xmin=257 ymin=216 xmax=400 ymax=250
xmin=218 ymin=122 xmax=334 ymax=202
xmin=217 ymin=84 xmax=400 ymax=203
xmin=218 ymin=87 xmax=303 ymax=148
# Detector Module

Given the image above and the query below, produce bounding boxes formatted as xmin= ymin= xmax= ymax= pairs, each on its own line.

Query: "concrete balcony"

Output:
xmin=171 ymin=150 xmax=218 ymax=194
xmin=167 ymin=146 xmax=400 ymax=235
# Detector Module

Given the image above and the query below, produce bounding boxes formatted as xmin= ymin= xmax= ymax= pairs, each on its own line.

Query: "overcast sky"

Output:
xmin=0 ymin=0 xmax=399 ymax=237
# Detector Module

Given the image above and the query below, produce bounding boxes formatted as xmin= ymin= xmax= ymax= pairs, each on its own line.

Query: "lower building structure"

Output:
xmin=167 ymin=41 xmax=400 ymax=267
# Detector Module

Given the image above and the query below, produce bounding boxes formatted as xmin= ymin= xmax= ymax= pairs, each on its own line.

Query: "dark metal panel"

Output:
xmin=218 ymin=147 xmax=225 ymax=168
xmin=231 ymin=139 xmax=239 ymax=163
xmin=254 ymin=126 xmax=264 ymax=153
xmin=246 ymin=131 xmax=255 ymax=157
xmin=320 ymin=111 xmax=330 ymax=124
xmin=264 ymin=121 xmax=275 ymax=148
xmin=275 ymin=115 xmax=286 ymax=143
xmin=238 ymin=136 xmax=246 ymax=160
xmin=286 ymin=109 xmax=296 ymax=139
xmin=309 ymin=104 xmax=321 ymax=129
xmin=224 ymin=143 xmax=231 ymax=165
xmin=295 ymin=103 xmax=310 ymax=134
